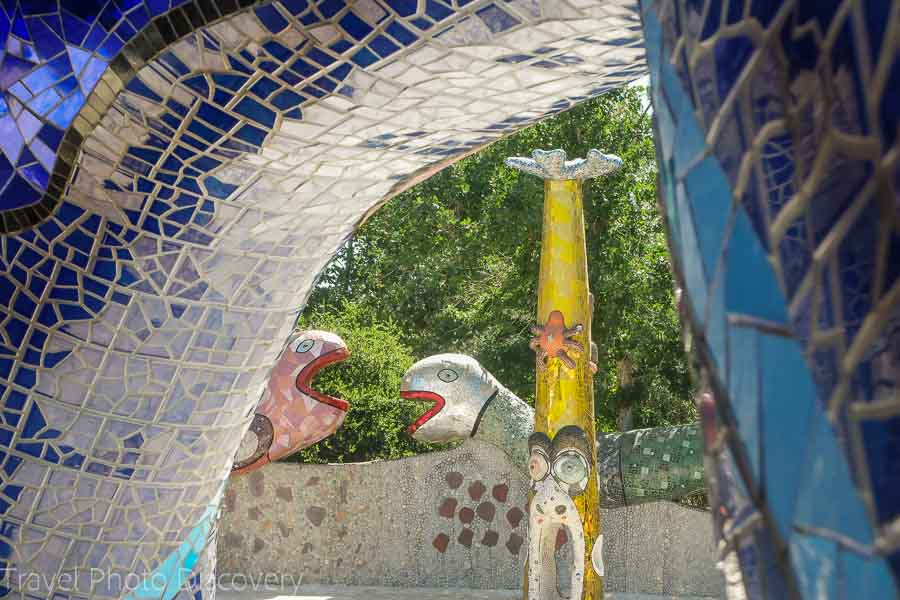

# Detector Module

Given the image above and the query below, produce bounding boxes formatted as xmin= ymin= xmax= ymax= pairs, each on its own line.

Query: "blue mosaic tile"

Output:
xmin=790 ymin=534 xmax=837 ymax=599
xmin=644 ymin=0 xmax=900 ymax=594
xmin=725 ymin=209 xmax=788 ymax=324
xmin=0 ymin=0 xmax=651 ymax=595
xmin=727 ymin=325 xmax=761 ymax=484
xmin=794 ymin=414 xmax=874 ymax=546
xmin=857 ymin=412 xmax=900 ymax=527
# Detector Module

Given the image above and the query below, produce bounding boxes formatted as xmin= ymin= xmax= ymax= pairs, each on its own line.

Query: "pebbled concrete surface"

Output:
xmin=216 ymin=585 xmax=720 ymax=600
xmin=219 ymin=441 xmax=723 ymax=596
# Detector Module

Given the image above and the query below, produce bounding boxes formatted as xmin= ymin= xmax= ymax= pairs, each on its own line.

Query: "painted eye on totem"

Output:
xmin=528 ymin=451 xmax=550 ymax=481
xmin=437 ymin=368 xmax=459 ymax=383
xmin=293 ymin=339 xmax=315 ymax=353
xmin=552 ymin=451 xmax=589 ymax=485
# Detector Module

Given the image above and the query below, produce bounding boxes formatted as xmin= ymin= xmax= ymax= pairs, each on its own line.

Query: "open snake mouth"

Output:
xmin=295 ymin=346 xmax=351 ymax=411
xmin=400 ymin=390 xmax=446 ymax=435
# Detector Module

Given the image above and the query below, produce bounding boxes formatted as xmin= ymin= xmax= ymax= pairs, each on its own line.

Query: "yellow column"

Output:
xmin=507 ymin=149 xmax=621 ymax=600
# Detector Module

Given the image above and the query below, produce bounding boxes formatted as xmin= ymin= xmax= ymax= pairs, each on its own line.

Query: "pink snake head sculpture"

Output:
xmin=231 ymin=330 xmax=350 ymax=476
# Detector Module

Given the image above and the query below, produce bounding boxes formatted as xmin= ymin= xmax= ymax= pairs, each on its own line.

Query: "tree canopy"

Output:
xmin=294 ymin=87 xmax=695 ymax=463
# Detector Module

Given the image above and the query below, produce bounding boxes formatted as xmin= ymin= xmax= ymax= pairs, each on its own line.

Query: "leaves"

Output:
xmin=299 ymin=87 xmax=695 ymax=462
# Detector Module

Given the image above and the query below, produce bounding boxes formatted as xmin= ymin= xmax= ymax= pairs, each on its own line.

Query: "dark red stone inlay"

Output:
xmin=476 ymin=501 xmax=496 ymax=522
xmin=446 ymin=472 xmax=464 ymax=489
xmin=468 ymin=481 xmax=486 ymax=501
xmin=506 ymin=533 xmax=524 ymax=555
xmin=439 ymin=497 xmax=458 ymax=519
xmin=433 ymin=533 xmax=450 ymax=553
xmin=492 ymin=483 xmax=509 ymax=503
xmin=482 ymin=530 xmax=499 ymax=547
xmin=556 ymin=528 xmax=568 ymax=551
xmin=506 ymin=507 xmax=524 ymax=528
xmin=458 ymin=528 xmax=474 ymax=547
xmin=459 ymin=507 xmax=475 ymax=524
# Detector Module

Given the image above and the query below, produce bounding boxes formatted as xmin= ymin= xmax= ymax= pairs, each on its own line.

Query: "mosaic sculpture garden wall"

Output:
xmin=218 ymin=439 xmax=724 ymax=597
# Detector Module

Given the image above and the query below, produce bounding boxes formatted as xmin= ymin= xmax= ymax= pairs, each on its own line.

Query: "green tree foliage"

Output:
xmin=299 ymin=87 xmax=695 ymax=462
xmin=290 ymin=301 xmax=443 ymax=463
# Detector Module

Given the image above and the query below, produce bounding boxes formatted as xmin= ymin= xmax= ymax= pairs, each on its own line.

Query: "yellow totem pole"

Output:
xmin=506 ymin=149 xmax=622 ymax=600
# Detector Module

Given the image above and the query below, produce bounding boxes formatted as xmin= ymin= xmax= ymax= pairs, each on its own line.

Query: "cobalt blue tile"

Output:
xmin=779 ymin=22 xmax=819 ymax=79
xmin=282 ymin=0 xmax=309 ymax=16
xmin=318 ymin=0 xmax=345 ymax=19
xmin=425 ymin=0 xmax=453 ymax=21
xmin=777 ymin=216 xmax=811 ymax=300
xmin=725 ymin=207 xmax=788 ymax=323
xmin=858 ymin=412 xmax=900 ymax=526
xmin=339 ymin=11 xmax=373 ymax=40
xmin=714 ymin=34 xmax=755 ymax=102
xmin=794 ymin=413 xmax=874 ymax=545
xmin=808 ymin=156 xmax=871 ymax=247
xmin=386 ymin=21 xmax=416 ymax=46
xmin=790 ymin=534 xmax=837 ymax=599
xmin=861 ymin=1 xmax=890 ymax=65
xmin=351 ymin=47 xmax=378 ymax=67
xmin=306 ymin=47 xmax=335 ymax=66
xmin=475 ymin=4 xmax=519 ymax=33
xmin=745 ymin=0 xmax=777 ymax=27
xmin=881 ymin=52 xmax=900 ymax=155
xmin=836 ymin=196 xmax=877 ymax=344
xmin=255 ymin=4 xmax=288 ymax=33
xmin=370 ymin=35 xmax=399 ymax=58
xmin=735 ymin=530 xmax=765 ymax=599
xmin=410 ymin=17 xmax=433 ymax=31
xmin=700 ymin=0 xmax=722 ymax=40
xmin=760 ymin=333 xmax=816 ymax=541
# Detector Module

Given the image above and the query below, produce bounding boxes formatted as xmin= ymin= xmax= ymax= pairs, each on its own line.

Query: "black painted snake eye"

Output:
xmin=437 ymin=368 xmax=459 ymax=383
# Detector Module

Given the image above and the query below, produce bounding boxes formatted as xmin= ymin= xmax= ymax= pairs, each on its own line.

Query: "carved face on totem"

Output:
xmin=527 ymin=425 xmax=602 ymax=600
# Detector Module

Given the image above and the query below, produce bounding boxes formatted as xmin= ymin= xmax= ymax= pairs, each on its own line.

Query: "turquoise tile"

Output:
xmin=728 ymin=325 xmax=760 ymax=484
xmin=726 ymin=207 xmax=789 ymax=324
xmin=794 ymin=414 xmax=875 ymax=546
xmin=840 ymin=549 xmax=896 ymax=599
xmin=676 ymin=181 xmax=708 ymax=323
xmin=684 ymin=156 xmax=733 ymax=280
xmin=790 ymin=534 xmax=836 ymax=600
xmin=761 ymin=333 xmax=816 ymax=541
xmin=706 ymin=275 xmax=727 ymax=374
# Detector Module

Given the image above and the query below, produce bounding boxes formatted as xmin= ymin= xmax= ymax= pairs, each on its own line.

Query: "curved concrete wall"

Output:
xmin=218 ymin=440 xmax=724 ymax=597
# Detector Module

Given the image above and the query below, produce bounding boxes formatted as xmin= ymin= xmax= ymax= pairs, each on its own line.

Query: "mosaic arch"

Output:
xmin=0 ymin=0 xmax=896 ymax=599
xmin=0 ymin=0 xmax=646 ymax=597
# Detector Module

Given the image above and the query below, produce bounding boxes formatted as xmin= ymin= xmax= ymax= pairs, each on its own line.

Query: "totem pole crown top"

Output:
xmin=505 ymin=149 xmax=623 ymax=181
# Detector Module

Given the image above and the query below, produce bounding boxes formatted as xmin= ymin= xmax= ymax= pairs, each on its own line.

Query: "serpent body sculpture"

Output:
xmin=231 ymin=330 xmax=350 ymax=476
xmin=401 ymin=354 xmax=705 ymax=509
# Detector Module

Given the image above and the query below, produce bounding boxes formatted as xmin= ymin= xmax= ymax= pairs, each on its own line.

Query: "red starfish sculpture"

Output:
xmin=529 ymin=310 xmax=585 ymax=370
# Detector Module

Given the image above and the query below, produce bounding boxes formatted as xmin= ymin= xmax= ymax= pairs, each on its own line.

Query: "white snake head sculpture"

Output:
xmin=400 ymin=353 xmax=499 ymax=443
